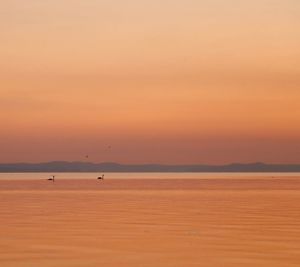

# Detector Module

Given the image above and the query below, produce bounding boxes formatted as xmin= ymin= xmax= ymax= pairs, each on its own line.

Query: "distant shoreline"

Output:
xmin=1 ymin=161 xmax=300 ymax=172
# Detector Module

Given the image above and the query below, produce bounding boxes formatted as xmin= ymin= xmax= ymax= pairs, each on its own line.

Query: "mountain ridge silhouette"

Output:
xmin=0 ymin=161 xmax=300 ymax=172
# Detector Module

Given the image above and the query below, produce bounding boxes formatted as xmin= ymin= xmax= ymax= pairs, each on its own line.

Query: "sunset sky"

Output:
xmin=1 ymin=0 xmax=300 ymax=164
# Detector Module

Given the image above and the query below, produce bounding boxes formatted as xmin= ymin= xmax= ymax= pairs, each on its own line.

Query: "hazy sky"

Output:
xmin=1 ymin=0 xmax=300 ymax=164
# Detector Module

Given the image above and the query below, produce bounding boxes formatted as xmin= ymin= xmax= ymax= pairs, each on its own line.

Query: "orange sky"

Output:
xmin=1 ymin=0 xmax=300 ymax=164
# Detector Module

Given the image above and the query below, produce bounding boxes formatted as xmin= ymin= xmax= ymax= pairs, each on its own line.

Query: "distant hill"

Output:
xmin=0 ymin=161 xmax=300 ymax=172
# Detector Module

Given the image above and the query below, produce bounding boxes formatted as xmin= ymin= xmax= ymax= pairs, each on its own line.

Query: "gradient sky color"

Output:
xmin=1 ymin=0 xmax=300 ymax=164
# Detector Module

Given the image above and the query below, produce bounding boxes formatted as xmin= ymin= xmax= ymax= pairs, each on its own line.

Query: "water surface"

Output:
xmin=1 ymin=176 xmax=300 ymax=267
xmin=1 ymin=172 xmax=300 ymax=180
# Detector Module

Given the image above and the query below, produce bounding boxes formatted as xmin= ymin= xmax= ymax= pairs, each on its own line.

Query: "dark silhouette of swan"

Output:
xmin=47 ymin=175 xmax=55 ymax=182
xmin=97 ymin=174 xmax=104 ymax=180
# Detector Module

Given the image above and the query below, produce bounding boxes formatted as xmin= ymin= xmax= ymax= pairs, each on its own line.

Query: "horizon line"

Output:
xmin=1 ymin=161 xmax=300 ymax=166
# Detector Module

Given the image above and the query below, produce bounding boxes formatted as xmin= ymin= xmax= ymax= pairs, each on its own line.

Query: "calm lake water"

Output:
xmin=1 ymin=175 xmax=300 ymax=267
xmin=1 ymin=172 xmax=300 ymax=180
